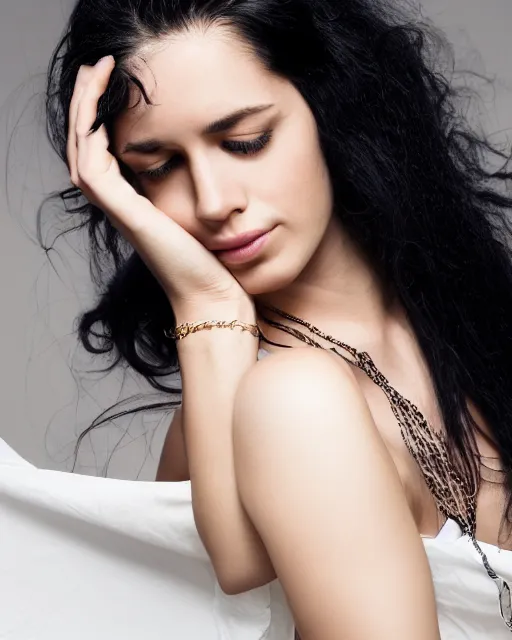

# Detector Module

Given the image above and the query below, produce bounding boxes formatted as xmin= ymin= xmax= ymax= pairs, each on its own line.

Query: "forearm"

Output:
xmin=176 ymin=306 xmax=276 ymax=593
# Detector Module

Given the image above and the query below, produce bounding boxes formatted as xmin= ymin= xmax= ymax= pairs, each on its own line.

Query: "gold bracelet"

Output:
xmin=164 ymin=320 xmax=260 ymax=341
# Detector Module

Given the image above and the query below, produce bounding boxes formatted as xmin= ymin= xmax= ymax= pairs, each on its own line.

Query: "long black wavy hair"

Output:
xmin=42 ymin=0 xmax=512 ymax=530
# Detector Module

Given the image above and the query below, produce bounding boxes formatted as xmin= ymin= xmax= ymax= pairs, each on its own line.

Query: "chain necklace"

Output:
xmin=258 ymin=305 xmax=512 ymax=630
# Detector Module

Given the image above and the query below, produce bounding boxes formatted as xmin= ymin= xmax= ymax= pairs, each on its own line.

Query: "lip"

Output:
xmin=210 ymin=229 xmax=271 ymax=252
xmin=213 ymin=228 xmax=274 ymax=265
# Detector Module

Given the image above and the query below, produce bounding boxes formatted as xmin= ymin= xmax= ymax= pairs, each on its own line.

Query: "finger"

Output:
xmin=75 ymin=56 xmax=115 ymax=142
xmin=77 ymin=121 xmax=115 ymax=195
xmin=67 ymin=65 xmax=94 ymax=185
xmin=75 ymin=58 xmax=116 ymax=191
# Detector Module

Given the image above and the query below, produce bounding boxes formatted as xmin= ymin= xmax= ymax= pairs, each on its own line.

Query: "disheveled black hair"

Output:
xmin=42 ymin=0 xmax=512 ymax=537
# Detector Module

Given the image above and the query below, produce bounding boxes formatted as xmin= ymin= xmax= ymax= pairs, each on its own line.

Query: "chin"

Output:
xmin=236 ymin=260 xmax=301 ymax=297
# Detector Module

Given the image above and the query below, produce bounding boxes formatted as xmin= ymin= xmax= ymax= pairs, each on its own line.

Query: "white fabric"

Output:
xmin=2 ymin=406 xmax=512 ymax=638
xmin=0 ymin=437 xmax=294 ymax=640
xmin=423 ymin=520 xmax=512 ymax=638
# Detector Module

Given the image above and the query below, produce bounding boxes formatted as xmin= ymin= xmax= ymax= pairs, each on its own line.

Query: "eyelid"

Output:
xmin=224 ymin=129 xmax=266 ymax=137
xmin=223 ymin=130 xmax=272 ymax=152
xmin=138 ymin=129 xmax=273 ymax=181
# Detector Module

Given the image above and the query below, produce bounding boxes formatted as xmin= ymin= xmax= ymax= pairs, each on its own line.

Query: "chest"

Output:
xmin=353 ymin=368 xmax=510 ymax=547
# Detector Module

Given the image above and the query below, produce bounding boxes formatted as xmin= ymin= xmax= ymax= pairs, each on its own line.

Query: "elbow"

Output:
xmin=214 ymin=561 xmax=278 ymax=596
xmin=217 ymin=574 xmax=255 ymax=597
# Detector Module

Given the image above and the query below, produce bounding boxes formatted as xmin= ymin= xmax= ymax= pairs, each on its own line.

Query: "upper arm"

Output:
xmin=156 ymin=407 xmax=190 ymax=482
xmin=232 ymin=348 xmax=440 ymax=640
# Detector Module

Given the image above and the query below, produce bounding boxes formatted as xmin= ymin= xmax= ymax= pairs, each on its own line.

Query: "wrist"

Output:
xmin=173 ymin=298 xmax=256 ymax=326
xmin=176 ymin=321 xmax=259 ymax=354
xmin=170 ymin=298 xmax=259 ymax=363
xmin=177 ymin=324 xmax=259 ymax=388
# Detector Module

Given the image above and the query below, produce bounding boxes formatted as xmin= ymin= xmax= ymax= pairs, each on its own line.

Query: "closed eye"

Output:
xmin=223 ymin=130 xmax=273 ymax=155
xmin=138 ymin=130 xmax=273 ymax=181
xmin=138 ymin=155 xmax=184 ymax=181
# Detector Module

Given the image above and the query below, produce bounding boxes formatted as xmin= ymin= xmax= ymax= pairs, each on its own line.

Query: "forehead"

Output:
xmin=115 ymin=26 xmax=280 ymax=141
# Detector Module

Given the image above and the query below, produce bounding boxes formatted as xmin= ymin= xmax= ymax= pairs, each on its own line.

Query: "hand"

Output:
xmin=67 ymin=56 xmax=255 ymax=323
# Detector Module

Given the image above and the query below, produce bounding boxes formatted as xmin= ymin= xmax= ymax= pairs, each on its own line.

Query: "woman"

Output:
xmin=40 ymin=0 xmax=512 ymax=637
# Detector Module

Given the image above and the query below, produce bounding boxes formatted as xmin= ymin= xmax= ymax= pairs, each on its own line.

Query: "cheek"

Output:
xmin=144 ymin=177 xmax=197 ymax=233
xmin=269 ymin=131 xmax=332 ymax=229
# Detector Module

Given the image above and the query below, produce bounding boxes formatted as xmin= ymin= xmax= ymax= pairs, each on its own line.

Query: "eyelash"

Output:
xmin=138 ymin=130 xmax=273 ymax=181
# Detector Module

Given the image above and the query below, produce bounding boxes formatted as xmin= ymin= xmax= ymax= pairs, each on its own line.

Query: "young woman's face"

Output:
xmin=114 ymin=26 xmax=333 ymax=295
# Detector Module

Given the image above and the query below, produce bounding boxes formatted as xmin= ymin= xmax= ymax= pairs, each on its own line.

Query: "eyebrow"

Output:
xmin=121 ymin=103 xmax=275 ymax=155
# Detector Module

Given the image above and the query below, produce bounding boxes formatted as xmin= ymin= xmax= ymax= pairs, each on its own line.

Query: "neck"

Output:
xmin=255 ymin=217 xmax=402 ymax=351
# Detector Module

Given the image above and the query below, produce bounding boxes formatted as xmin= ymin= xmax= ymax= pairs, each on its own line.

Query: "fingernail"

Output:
xmin=96 ymin=55 xmax=113 ymax=68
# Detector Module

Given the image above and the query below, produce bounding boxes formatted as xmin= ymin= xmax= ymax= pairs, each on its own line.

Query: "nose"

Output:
xmin=192 ymin=156 xmax=247 ymax=224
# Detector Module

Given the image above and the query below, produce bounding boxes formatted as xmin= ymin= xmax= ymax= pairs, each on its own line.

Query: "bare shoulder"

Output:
xmin=244 ymin=346 xmax=358 ymax=394
xmin=232 ymin=350 xmax=438 ymax=637
xmin=254 ymin=345 xmax=355 ymax=379
xmin=232 ymin=346 xmax=408 ymax=523
xmin=234 ymin=347 xmax=369 ymax=434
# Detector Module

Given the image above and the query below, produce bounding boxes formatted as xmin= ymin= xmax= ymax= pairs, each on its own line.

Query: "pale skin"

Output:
xmin=67 ymin=21 xmax=507 ymax=639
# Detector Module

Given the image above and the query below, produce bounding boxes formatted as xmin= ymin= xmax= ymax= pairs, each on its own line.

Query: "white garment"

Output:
xmin=0 ymin=437 xmax=294 ymax=640
xmin=2 ymin=431 xmax=512 ymax=638
xmin=422 ymin=520 xmax=512 ymax=638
